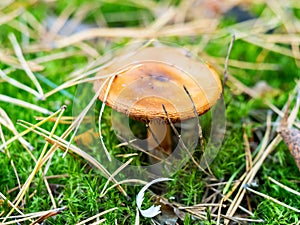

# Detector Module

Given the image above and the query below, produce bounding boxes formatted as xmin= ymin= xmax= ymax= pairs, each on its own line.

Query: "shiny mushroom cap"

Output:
xmin=94 ymin=45 xmax=222 ymax=123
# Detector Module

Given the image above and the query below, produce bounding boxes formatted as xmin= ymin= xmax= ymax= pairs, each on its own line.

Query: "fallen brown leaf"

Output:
xmin=278 ymin=128 xmax=300 ymax=170
xmin=74 ymin=128 xmax=98 ymax=147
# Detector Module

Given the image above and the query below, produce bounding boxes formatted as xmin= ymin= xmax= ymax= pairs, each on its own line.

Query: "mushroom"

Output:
xmin=94 ymin=45 xmax=222 ymax=162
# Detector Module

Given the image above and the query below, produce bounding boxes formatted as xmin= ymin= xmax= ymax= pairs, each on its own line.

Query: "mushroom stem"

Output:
xmin=147 ymin=119 xmax=172 ymax=162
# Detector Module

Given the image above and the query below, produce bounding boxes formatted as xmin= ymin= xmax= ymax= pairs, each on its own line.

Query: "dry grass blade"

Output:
xmin=17 ymin=120 xmax=128 ymax=197
xmin=183 ymin=85 xmax=215 ymax=178
xmin=116 ymin=134 xmax=166 ymax=162
xmin=100 ymin=158 xmax=134 ymax=196
xmin=0 ymin=0 xmax=14 ymax=10
xmin=100 ymin=179 xmax=148 ymax=197
xmin=21 ymin=10 xmax=46 ymax=36
xmin=76 ymin=207 xmax=117 ymax=225
xmin=245 ymin=186 xmax=300 ymax=213
xmin=148 ymin=7 xmax=176 ymax=32
xmin=243 ymin=123 xmax=253 ymax=171
xmin=29 ymin=207 xmax=66 ymax=225
xmin=208 ymin=56 xmax=279 ymax=71
xmin=228 ymin=77 xmax=300 ymax=129
xmin=89 ymin=218 xmax=106 ymax=225
xmin=162 ymin=104 xmax=211 ymax=177
xmin=32 ymin=50 xmax=79 ymax=64
xmin=216 ymin=197 xmax=224 ymax=225
xmin=287 ymin=89 xmax=300 ymax=126
xmin=217 ymin=17 xmax=279 ymax=39
xmin=47 ymin=5 xmax=76 ymax=40
xmin=0 ymin=124 xmax=22 ymax=192
xmin=268 ymin=177 xmax=300 ymax=197
xmin=43 ymin=74 xmax=109 ymax=99
xmin=0 ymin=8 xmax=23 ymax=26
xmin=97 ymin=64 xmax=144 ymax=161
xmin=35 ymin=116 xmax=92 ymax=124
xmin=97 ymin=75 xmax=116 ymax=162
xmin=0 ymin=50 xmax=43 ymax=72
xmin=0 ymin=68 xmax=41 ymax=98
xmin=0 ymin=107 xmax=62 ymax=151
xmin=179 ymin=203 xmax=226 ymax=209
xmin=8 ymin=33 xmax=44 ymax=99
xmin=253 ymin=111 xmax=272 ymax=165
xmin=65 ymin=75 xmax=112 ymax=158
xmin=243 ymin=36 xmax=300 ymax=60
xmin=223 ymin=35 xmax=235 ymax=88
xmin=62 ymin=3 xmax=97 ymax=36
xmin=224 ymin=87 xmax=300 ymax=223
xmin=0 ymin=191 xmax=24 ymax=217
xmin=0 ymin=107 xmax=33 ymax=150
xmin=209 ymin=187 xmax=254 ymax=217
xmin=2 ymin=106 xmax=66 ymax=222
xmin=1 ymin=207 xmax=66 ymax=225
xmin=7 ymin=17 xmax=38 ymax=40
xmin=0 ymin=94 xmax=52 ymax=115
xmin=256 ymin=34 xmax=300 ymax=44
xmin=266 ymin=0 xmax=300 ymax=65
xmin=183 ymin=207 xmax=263 ymax=224
xmin=50 ymin=19 xmax=217 ymax=49
xmin=52 ymin=27 xmax=151 ymax=48
xmin=224 ymin=136 xmax=281 ymax=223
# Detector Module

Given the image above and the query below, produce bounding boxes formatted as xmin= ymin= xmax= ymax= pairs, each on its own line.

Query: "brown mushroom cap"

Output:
xmin=94 ymin=46 xmax=222 ymax=123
